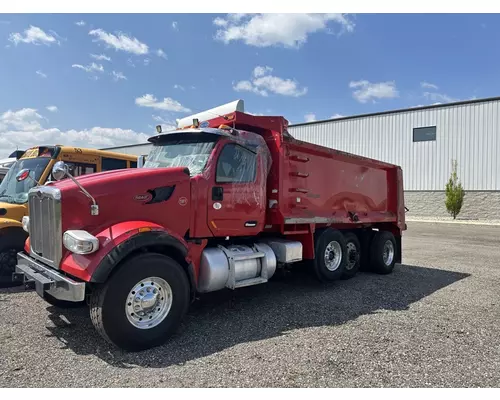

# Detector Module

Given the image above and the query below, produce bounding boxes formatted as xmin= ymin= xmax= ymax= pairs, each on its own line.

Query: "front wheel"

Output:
xmin=0 ymin=232 xmax=26 ymax=287
xmin=89 ymin=253 xmax=190 ymax=351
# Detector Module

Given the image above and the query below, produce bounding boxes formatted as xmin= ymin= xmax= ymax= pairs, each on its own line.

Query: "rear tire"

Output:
xmin=369 ymin=231 xmax=397 ymax=274
xmin=341 ymin=232 xmax=361 ymax=280
xmin=89 ymin=253 xmax=190 ymax=352
xmin=313 ymin=228 xmax=347 ymax=282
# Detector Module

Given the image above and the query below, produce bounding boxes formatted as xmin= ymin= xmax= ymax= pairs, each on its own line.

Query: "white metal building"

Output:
xmin=104 ymin=97 xmax=500 ymax=220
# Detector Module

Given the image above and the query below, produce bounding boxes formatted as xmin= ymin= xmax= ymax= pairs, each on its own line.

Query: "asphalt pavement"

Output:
xmin=1 ymin=221 xmax=500 ymax=387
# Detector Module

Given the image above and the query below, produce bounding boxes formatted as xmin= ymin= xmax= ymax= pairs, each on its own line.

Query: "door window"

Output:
xmin=216 ymin=144 xmax=257 ymax=184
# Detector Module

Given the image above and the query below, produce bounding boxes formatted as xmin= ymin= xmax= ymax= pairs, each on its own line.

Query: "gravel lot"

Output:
xmin=1 ymin=221 xmax=500 ymax=387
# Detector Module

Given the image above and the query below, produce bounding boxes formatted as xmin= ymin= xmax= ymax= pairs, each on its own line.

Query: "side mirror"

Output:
xmin=16 ymin=169 xmax=30 ymax=182
xmin=137 ymin=155 xmax=146 ymax=168
xmin=52 ymin=161 xmax=68 ymax=181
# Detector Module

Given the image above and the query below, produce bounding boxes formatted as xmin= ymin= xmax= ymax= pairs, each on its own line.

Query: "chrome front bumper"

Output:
xmin=13 ymin=252 xmax=85 ymax=302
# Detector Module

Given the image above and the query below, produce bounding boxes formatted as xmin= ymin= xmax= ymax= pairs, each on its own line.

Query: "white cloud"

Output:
xmin=233 ymin=65 xmax=307 ymax=97
xmin=156 ymin=49 xmax=167 ymax=59
xmin=90 ymin=53 xmax=111 ymax=61
xmin=423 ymin=91 xmax=458 ymax=103
xmin=72 ymin=62 xmax=105 ymax=73
xmin=174 ymin=84 xmax=185 ymax=91
xmin=0 ymin=108 xmax=44 ymax=131
xmin=127 ymin=58 xmax=136 ymax=68
xmin=46 ymin=106 xmax=58 ymax=113
xmin=89 ymin=28 xmax=149 ymax=55
xmin=36 ymin=70 xmax=47 ymax=79
xmin=304 ymin=113 xmax=316 ymax=122
xmin=253 ymin=65 xmax=273 ymax=77
xmin=421 ymin=81 xmax=438 ymax=90
xmin=331 ymin=113 xmax=345 ymax=119
xmin=143 ymin=58 xmax=151 ymax=66
xmin=135 ymin=94 xmax=191 ymax=113
xmin=0 ymin=107 xmax=150 ymax=159
xmin=75 ymin=20 xmax=86 ymax=27
xmin=9 ymin=25 xmax=59 ymax=46
xmin=213 ymin=17 xmax=228 ymax=27
xmin=112 ymin=71 xmax=127 ymax=81
xmin=214 ymin=13 xmax=354 ymax=48
xmin=172 ymin=21 xmax=178 ymax=31
xmin=349 ymin=80 xmax=399 ymax=103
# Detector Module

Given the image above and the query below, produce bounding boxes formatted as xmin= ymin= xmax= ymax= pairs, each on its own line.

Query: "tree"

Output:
xmin=445 ymin=159 xmax=465 ymax=219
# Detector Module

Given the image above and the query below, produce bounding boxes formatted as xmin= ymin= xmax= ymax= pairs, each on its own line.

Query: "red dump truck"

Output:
xmin=13 ymin=102 xmax=406 ymax=351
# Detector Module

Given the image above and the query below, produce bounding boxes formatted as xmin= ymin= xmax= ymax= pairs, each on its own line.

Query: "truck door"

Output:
xmin=207 ymin=142 xmax=266 ymax=237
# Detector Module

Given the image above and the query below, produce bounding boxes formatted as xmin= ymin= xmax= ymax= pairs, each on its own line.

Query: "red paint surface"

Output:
xmin=40 ymin=111 xmax=405 ymax=283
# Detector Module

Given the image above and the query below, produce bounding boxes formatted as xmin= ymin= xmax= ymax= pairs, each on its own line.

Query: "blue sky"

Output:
xmin=0 ymin=13 xmax=499 ymax=157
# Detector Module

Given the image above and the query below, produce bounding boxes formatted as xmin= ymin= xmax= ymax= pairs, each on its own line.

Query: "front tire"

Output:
xmin=89 ymin=253 xmax=190 ymax=351
xmin=0 ymin=231 xmax=27 ymax=287
xmin=313 ymin=228 xmax=347 ymax=282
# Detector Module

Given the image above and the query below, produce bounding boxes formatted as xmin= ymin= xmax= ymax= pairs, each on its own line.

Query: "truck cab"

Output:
xmin=0 ymin=145 xmax=138 ymax=285
xmin=13 ymin=100 xmax=406 ymax=352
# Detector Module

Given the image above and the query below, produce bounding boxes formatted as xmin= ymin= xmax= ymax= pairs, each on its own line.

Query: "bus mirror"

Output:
xmin=137 ymin=155 xmax=146 ymax=168
xmin=16 ymin=169 xmax=30 ymax=182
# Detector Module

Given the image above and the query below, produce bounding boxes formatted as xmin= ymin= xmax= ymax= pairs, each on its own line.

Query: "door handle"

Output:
xmin=212 ymin=186 xmax=223 ymax=201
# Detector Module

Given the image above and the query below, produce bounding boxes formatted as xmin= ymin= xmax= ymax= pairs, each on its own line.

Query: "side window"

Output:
xmin=102 ymin=157 xmax=128 ymax=171
xmin=67 ymin=163 xmax=97 ymax=177
xmin=130 ymin=161 xmax=137 ymax=168
xmin=216 ymin=144 xmax=257 ymax=184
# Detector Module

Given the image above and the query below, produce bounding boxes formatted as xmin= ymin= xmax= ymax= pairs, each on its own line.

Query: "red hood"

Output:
xmin=51 ymin=167 xmax=192 ymax=238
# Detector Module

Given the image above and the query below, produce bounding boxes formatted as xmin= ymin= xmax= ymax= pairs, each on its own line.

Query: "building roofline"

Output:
xmin=100 ymin=142 xmax=152 ymax=151
xmin=289 ymin=95 xmax=500 ymax=128
xmin=102 ymin=95 xmax=500 ymax=151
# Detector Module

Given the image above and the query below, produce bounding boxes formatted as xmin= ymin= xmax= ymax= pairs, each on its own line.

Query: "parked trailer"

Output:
xmin=13 ymin=103 xmax=406 ymax=351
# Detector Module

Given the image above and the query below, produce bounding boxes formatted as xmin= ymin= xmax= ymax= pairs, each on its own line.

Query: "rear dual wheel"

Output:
xmin=314 ymin=228 xmax=362 ymax=282
xmin=313 ymin=228 xmax=397 ymax=281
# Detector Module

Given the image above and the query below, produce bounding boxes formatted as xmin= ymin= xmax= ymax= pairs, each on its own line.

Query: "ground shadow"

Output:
xmin=43 ymin=263 xmax=469 ymax=368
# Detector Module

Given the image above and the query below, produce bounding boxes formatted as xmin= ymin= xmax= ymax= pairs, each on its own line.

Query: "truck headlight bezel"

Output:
xmin=63 ymin=230 xmax=99 ymax=255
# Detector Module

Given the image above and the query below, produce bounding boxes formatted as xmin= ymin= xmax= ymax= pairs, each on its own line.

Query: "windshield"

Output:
xmin=0 ymin=157 xmax=51 ymax=204
xmin=144 ymin=141 xmax=215 ymax=176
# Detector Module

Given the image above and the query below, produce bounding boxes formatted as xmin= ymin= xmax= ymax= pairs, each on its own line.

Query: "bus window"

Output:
xmin=102 ymin=157 xmax=128 ymax=171
xmin=66 ymin=163 xmax=97 ymax=177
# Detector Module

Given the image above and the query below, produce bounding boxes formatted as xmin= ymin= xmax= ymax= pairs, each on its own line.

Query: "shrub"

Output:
xmin=445 ymin=159 xmax=465 ymax=219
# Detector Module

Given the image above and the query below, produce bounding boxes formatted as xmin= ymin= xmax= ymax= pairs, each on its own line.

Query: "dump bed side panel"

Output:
xmin=278 ymin=140 xmax=398 ymax=225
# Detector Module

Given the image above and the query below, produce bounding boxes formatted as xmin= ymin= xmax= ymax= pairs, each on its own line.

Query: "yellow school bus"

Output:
xmin=0 ymin=145 xmax=138 ymax=284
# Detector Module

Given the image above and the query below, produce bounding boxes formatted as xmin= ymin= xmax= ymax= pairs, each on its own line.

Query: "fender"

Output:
xmin=0 ymin=218 xmax=23 ymax=230
xmin=60 ymin=221 xmax=191 ymax=284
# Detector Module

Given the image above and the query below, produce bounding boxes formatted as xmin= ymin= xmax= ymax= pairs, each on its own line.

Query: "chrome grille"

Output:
xmin=28 ymin=186 xmax=62 ymax=269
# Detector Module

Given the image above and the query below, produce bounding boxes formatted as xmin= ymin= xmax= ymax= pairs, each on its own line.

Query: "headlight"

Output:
xmin=63 ymin=230 xmax=99 ymax=255
xmin=22 ymin=216 xmax=30 ymax=233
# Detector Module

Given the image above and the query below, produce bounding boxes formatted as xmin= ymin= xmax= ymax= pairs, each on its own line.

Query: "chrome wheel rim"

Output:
xmin=125 ymin=277 xmax=172 ymax=330
xmin=346 ymin=242 xmax=358 ymax=271
xmin=324 ymin=241 xmax=342 ymax=271
xmin=382 ymin=240 xmax=395 ymax=266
